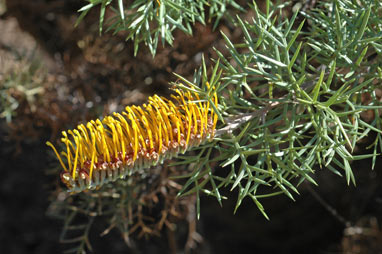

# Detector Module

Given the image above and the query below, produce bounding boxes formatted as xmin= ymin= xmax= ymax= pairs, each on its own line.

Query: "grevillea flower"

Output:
xmin=47 ymin=84 xmax=218 ymax=193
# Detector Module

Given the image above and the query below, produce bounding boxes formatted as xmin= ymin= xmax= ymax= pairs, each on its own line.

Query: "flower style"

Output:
xmin=47 ymin=84 xmax=218 ymax=193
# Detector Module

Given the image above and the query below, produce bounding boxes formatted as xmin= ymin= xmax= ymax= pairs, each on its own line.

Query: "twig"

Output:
xmin=305 ymin=182 xmax=351 ymax=227
xmin=215 ymin=100 xmax=284 ymax=137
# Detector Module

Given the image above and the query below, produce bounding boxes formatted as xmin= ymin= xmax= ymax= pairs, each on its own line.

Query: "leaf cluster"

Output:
xmin=76 ymin=0 xmax=243 ymax=56
xmin=173 ymin=0 xmax=382 ymax=218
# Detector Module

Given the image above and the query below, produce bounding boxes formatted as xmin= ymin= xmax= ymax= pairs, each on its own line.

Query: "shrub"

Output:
xmin=47 ymin=0 xmax=382 ymax=252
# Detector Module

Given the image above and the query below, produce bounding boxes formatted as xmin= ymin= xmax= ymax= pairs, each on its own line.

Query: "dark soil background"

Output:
xmin=1 ymin=0 xmax=382 ymax=254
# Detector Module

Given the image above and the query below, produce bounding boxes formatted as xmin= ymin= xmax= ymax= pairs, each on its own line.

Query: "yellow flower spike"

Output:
xmin=121 ymin=112 xmax=136 ymax=148
xmin=173 ymin=89 xmax=185 ymax=105
xmin=173 ymin=91 xmax=192 ymax=147
xmin=204 ymin=99 xmax=210 ymax=127
xmin=86 ymin=122 xmax=100 ymax=161
xmin=80 ymin=124 xmax=91 ymax=143
xmin=46 ymin=141 xmax=68 ymax=172
xmin=88 ymin=120 xmax=102 ymax=150
xmin=135 ymin=106 xmax=154 ymax=150
xmin=109 ymin=117 xmax=121 ymax=155
xmin=61 ymin=131 xmax=73 ymax=172
xmin=103 ymin=128 xmax=114 ymax=155
xmin=154 ymin=106 xmax=169 ymax=146
xmin=185 ymin=111 xmax=192 ymax=146
xmin=72 ymin=136 xmax=80 ymax=179
xmin=128 ymin=106 xmax=147 ymax=151
xmin=193 ymin=92 xmax=205 ymax=137
xmin=158 ymin=121 xmax=163 ymax=152
xmin=143 ymin=104 xmax=160 ymax=150
xmin=167 ymin=100 xmax=184 ymax=134
xmin=113 ymin=112 xmax=133 ymax=150
xmin=67 ymin=130 xmax=79 ymax=149
xmin=194 ymin=100 xmax=204 ymax=137
xmin=96 ymin=119 xmax=111 ymax=162
xmin=47 ymin=84 xmax=219 ymax=193
xmin=153 ymin=95 xmax=170 ymax=111
xmin=125 ymin=111 xmax=139 ymax=160
xmin=77 ymin=125 xmax=92 ymax=159
xmin=86 ymin=121 xmax=96 ymax=143
xmin=158 ymin=106 xmax=173 ymax=144
xmin=174 ymin=89 xmax=191 ymax=130
xmin=175 ymin=114 xmax=181 ymax=144
xmin=150 ymin=107 xmax=161 ymax=144
xmin=184 ymin=91 xmax=198 ymax=135
xmin=115 ymin=123 xmax=126 ymax=159
xmin=105 ymin=116 xmax=120 ymax=157
xmin=88 ymin=124 xmax=97 ymax=181
xmin=72 ymin=129 xmax=86 ymax=166
xmin=77 ymin=124 xmax=90 ymax=146
xmin=189 ymin=100 xmax=198 ymax=136
xmin=167 ymin=106 xmax=181 ymax=144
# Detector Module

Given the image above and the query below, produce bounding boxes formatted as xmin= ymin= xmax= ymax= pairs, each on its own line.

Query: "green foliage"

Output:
xmin=51 ymin=0 xmax=382 ymax=252
xmin=76 ymin=0 xmax=243 ymax=56
xmin=172 ymin=0 xmax=382 ymax=217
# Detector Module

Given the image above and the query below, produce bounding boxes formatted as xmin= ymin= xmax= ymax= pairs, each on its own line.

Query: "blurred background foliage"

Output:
xmin=1 ymin=0 xmax=382 ymax=254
